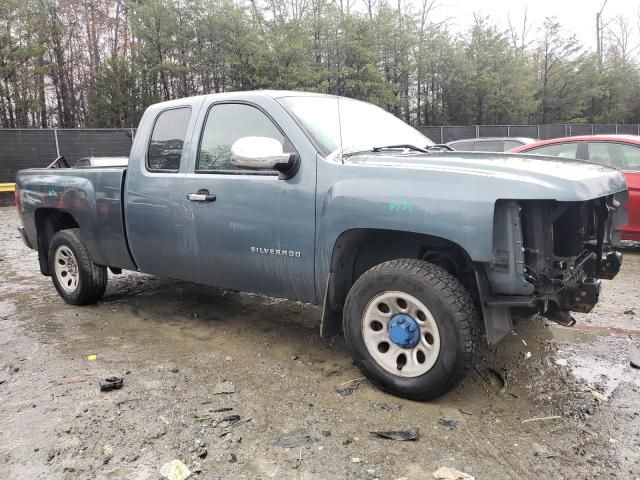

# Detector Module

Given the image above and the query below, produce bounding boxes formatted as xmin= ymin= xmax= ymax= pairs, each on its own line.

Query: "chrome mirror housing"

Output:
xmin=230 ymin=136 xmax=290 ymax=169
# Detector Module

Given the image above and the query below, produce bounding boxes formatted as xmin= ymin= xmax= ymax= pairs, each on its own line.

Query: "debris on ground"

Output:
xmin=591 ymin=390 xmax=608 ymax=402
xmin=160 ymin=459 xmax=191 ymax=480
xmin=102 ymin=444 xmax=113 ymax=464
xmin=335 ymin=378 xmax=364 ymax=397
xmin=42 ymin=377 xmax=86 ymax=390
xmin=291 ymin=448 xmax=303 ymax=469
xmin=371 ymin=402 xmax=402 ymax=412
xmin=212 ymin=407 xmax=233 ymax=412
xmin=437 ymin=418 xmax=459 ymax=431
xmin=99 ymin=376 xmax=123 ymax=391
xmin=275 ymin=432 xmax=317 ymax=448
xmin=432 ymin=466 xmax=475 ymax=480
xmin=521 ymin=415 xmax=562 ymax=424
xmin=216 ymin=414 xmax=241 ymax=427
xmin=532 ymin=442 xmax=558 ymax=458
xmin=630 ymin=347 xmax=640 ymax=369
xmin=351 ymin=457 xmax=362 ymax=463
xmin=212 ymin=381 xmax=235 ymax=394
xmin=623 ymin=308 xmax=635 ymax=315
xmin=371 ymin=428 xmax=419 ymax=441
xmin=87 ymin=354 xmax=97 ymax=361
xmin=475 ymin=365 xmax=507 ymax=394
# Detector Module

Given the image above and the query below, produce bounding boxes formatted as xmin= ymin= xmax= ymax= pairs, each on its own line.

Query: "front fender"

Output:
xmin=314 ymin=177 xmax=495 ymax=298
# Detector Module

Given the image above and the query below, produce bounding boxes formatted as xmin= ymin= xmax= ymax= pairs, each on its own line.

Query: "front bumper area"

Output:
xmin=480 ymin=195 xmax=625 ymax=344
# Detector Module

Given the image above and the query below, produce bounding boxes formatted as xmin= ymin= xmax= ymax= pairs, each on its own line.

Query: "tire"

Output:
xmin=48 ymin=228 xmax=107 ymax=305
xmin=343 ymin=259 xmax=479 ymax=401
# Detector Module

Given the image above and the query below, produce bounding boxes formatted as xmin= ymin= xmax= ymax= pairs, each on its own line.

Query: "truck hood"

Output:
xmin=346 ymin=151 xmax=628 ymax=201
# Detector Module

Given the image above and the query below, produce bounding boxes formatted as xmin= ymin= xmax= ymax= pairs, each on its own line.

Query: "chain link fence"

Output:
xmin=0 ymin=128 xmax=135 ymax=184
xmin=418 ymin=124 xmax=640 ymax=144
xmin=2 ymin=124 xmax=640 ymax=185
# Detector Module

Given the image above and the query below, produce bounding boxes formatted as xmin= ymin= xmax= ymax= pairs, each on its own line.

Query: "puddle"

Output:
xmin=552 ymin=326 xmax=640 ymax=398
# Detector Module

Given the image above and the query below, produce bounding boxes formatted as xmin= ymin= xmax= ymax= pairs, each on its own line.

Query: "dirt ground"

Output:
xmin=0 ymin=206 xmax=639 ymax=480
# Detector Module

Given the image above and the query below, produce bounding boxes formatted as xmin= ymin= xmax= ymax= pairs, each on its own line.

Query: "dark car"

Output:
xmin=447 ymin=137 xmax=536 ymax=152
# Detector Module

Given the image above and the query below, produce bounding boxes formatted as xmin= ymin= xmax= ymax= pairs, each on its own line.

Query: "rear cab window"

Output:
xmin=147 ymin=107 xmax=192 ymax=172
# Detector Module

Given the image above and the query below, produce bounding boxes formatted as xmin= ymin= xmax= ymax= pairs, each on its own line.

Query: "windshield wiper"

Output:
xmin=371 ymin=144 xmax=429 ymax=153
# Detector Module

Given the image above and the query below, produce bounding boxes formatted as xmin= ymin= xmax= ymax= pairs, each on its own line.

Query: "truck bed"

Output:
xmin=16 ymin=167 xmax=136 ymax=271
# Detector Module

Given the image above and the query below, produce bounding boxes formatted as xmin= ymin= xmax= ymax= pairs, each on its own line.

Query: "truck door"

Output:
xmin=125 ymin=100 xmax=202 ymax=280
xmin=181 ymin=99 xmax=317 ymax=303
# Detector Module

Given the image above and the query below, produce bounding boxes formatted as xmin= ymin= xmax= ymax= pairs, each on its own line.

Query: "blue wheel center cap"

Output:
xmin=388 ymin=314 xmax=420 ymax=348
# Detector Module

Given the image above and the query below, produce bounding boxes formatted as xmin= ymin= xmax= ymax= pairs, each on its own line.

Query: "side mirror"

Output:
xmin=230 ymin=136 xmax=299 ymax=179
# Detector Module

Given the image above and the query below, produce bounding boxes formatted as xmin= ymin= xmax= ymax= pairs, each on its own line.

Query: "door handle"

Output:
xmin=187 ymin=189 xmax=216 ymax=202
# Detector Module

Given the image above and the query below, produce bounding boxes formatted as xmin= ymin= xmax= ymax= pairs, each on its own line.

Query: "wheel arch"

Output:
xmin=34 ymin=208 xmax=80 ymax=276
xmin=320 ymin=228 xmax=480 ymax=339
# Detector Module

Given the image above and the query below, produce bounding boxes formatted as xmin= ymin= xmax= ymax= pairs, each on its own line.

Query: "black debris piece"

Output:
xmin=371 ymin=402 xmax=402 ymax=412
xmin=437 ymin=418 xmax=459 ymax=431
xmin=99 ymin=376 xmax=123 ymax=392
xmin=221 ymin=414 xmax=241 ymax=424
xmin=336 ymin=380 xmax=362 ymax=397
xmin=371 ymin=428 xmax=419 ymax=441
xmin=630 ymin=347 xmax=640 ymax=369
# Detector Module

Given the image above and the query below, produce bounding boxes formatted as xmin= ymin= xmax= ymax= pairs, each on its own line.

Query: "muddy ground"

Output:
xmin=0 ymin=206 xmax=639 ymax=480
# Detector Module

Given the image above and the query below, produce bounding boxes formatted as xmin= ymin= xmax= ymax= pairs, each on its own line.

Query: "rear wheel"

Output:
xmin=48 ymin=229 xmax=107 ymax=305
xmin=343 ymin=259 xmax=479 ymax=401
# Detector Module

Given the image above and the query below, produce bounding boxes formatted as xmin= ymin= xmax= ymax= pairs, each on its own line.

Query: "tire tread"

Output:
xmin=343 ymin=258 xmax=480 ymax=399
xmin=49 ymin=228 xmax=107 ymax=305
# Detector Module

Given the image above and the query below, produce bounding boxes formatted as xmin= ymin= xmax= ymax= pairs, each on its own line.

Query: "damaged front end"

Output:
xmin=478 ymin=193 xmax=628 ymax=344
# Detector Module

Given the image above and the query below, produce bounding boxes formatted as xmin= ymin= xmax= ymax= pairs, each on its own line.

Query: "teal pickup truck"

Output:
xmin=15 ymin=91 xmax=627 ymax=400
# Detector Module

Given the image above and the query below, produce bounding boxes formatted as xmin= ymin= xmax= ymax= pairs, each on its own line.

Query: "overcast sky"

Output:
xmin=429 ymin=0 xmax=638 ymax=50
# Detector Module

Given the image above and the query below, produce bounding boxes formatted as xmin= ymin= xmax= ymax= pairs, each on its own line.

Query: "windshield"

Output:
xmin=278 ymin=95 xmax=434 ymax=157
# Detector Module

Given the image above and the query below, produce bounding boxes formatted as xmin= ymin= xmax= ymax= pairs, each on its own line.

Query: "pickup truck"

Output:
xmin=15 ymin=91 xmax=628 ymax=401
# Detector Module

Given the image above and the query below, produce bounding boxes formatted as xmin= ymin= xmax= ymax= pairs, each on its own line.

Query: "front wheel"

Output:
xmin=343 ymin=259 xmax=479 ymax=401
xmin=48 ymin=229 xmax=107 ymax=305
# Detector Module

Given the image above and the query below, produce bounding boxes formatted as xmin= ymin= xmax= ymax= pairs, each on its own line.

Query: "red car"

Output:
xmin=510 ymin=135 xmax=640 ymax=241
